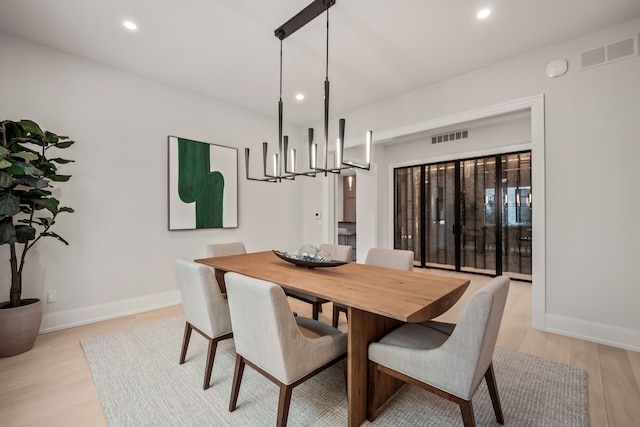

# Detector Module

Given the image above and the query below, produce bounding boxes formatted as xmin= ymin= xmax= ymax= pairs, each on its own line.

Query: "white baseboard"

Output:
xmin=545 ymin=313 xmax=640 ymax=352
xmin=40 ymin=290 xmax=182 ymax=333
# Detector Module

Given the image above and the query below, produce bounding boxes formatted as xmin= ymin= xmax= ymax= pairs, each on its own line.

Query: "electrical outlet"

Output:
xmin=47 ymin=291 xmax=56 ymax=304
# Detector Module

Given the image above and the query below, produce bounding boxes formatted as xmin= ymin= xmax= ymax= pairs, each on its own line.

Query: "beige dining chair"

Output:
xmin=332 ymin=247 xmax=414 ymax=327
xmin=206 ymin=242 xmax=246 ymax=294
xmin=207 ymin=242 xmax=246 ymax=257
xmin=318 ymin=243 xmax=353 ymax=262
xmin=367 ymin=276 xmax=510 ymax=426
xmin=175 ymin=259 xmax=233 ymax=390
xmin=225 ymin=272 xmax=348 ymax=427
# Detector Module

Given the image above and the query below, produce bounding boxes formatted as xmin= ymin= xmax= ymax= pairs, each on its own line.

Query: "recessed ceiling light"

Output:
xmin=477 ymin=9 xmax=491 ymax=19
xmin=123 ymin=20 xmax=137 ymax=30
xmin=295 ymin=93 xmax=304 ymax=101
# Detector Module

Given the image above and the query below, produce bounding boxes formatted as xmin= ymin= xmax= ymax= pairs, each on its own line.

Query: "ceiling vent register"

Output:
xmin=432 ymin=130 xmax=468 ymax=144
xmin=580 ymin=35 xmax=638 ymax=70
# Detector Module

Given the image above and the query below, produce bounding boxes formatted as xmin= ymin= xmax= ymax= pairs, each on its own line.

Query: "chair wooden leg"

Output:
xmin=332 ymin=305 xmax=340 ymax=328
xmin=179 ymin=322 xmax=193 ymax=364
xmin=459 ymin=400 xmax=476 ymax=427
xmin=203 ymin=338 xmax=218 ymax=390
xmin=229 ymin=355 xmax=246 ymax=412
xmin=276 ymin=384 xmax=294 ymax=427
xmin=484 ymin=363 xmax=504 ymax=424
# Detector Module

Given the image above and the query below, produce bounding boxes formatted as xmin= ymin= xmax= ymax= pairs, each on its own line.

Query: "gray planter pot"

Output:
xmin=0 ymin=299 xmax=43 ymax=357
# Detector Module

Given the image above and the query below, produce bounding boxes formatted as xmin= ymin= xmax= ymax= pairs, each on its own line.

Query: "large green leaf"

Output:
xmin=13 ymin=137 xmax=45 ymax=147
xmin=0 ymin=146 xmax=9 ymax=158
xmin=59 ymin=206 xmax=75 ymax=214
xmin=45 ymin=131 xmax=59 ymax=144
xmin=19 ymin=120 xmax=44 ymax=137
xmin=0 ymin=171 xmax=13 ymax=188
xmin=54 ymin=140 xmax=75 ymax=149
xmin=33 ymin=197 xmax=59 ymax=214
xmin=49 ymin=174 xmax=71 ymax=182
xmin=42 ymin=231 xmax=69 ymax=245
xmin=22 ymin=189 xmax=49 ymax=198
xmin=0 ymin=159 xmax=11 ymax=169
xmin=0 ymin=192 xmax=20 ymax=216
xmin=7 ymin=161 xmax=43 ymax=177
xmin=11 ymin=152 xmax=39 ymax=162
xmin=15 ymin=225 xmax=36 ymax=243
xmin=50 ymin=158 xmax=74 ymax=164
xmin=0 ymin=220 xmax=17 ymax=244
xmin=20 ymin=176 xmax=49 ymax=189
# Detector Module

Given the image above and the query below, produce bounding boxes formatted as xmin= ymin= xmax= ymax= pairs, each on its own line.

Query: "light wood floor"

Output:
xmin=1 ymin=272 xmax=639 ymax=426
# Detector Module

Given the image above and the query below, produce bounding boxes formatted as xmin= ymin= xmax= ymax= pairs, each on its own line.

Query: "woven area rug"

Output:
xmin=81 ymin=316 xmax=589 ymax=426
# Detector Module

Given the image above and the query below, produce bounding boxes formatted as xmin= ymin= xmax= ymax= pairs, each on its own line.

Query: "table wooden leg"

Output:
xmin=347 ymin=307 xmax=402 ymax=427
xmin=214 ymin=269 xmax=227 ymax=294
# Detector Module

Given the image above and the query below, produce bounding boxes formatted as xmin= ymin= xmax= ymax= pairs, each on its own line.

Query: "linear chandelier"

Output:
xmin=245 ymin=0 xmax=372 ymax=182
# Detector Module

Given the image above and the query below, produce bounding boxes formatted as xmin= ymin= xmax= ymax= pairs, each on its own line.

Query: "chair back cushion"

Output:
xmin=318 ymin=243 xmax=352 ymax=262
xmin=175 ymin=259 xmax=232 ymax=338
xmin=207 ymin=242 xmax=246 ymax=258
xmin=225 ymin=272 xmax=347 ymax=384
xmin=365 ymin=248 xmax=414 ymax=271
xmin=444 ymin=275 xmax=510 ymax=396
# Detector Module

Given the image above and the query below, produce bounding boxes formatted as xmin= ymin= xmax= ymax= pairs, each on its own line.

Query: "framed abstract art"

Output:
xmin=168 ymin=136 xmax=238 ymax=230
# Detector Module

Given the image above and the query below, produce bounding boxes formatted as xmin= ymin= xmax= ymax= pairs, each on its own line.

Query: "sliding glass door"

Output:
xmin=394 ymin=151 xmax=531 ymax=279
xmin=460 ymin=157 xmax=497 ymax=274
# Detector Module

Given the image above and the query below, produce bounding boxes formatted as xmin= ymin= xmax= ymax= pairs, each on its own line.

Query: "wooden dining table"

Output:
xmin=196 ymin=250 xmax=469 ymax=427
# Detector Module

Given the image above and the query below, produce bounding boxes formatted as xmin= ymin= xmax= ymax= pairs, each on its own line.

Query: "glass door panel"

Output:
xmin=501 ymin=152 xmax=532 ymax=279
xmin=394 ymin=166 xmax=421 ymax=265
xmin=460 ymin=158 xmax=497 ymax=274
xmin=425 ymin=162 xmax=456 ymax=269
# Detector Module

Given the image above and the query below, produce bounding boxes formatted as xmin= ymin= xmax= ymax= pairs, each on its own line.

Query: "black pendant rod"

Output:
xmin=278 ymin=39 xmax=283 ymax=180
xmin=323 ymin=6 xmax=330 ymax=175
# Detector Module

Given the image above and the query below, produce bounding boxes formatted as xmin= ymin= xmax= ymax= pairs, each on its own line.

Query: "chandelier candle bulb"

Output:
xmin=336 ymin=138 xmax=342 ymax=167
xmin=290 ymin=149 xmax=296 ymax=173
xmin=273 ymin=154 xmax=278 ymax=177
xmin=366 ymin=130 xmax=372 ymax=165
xmin=311 ymin=143 xmax=317 ymax=169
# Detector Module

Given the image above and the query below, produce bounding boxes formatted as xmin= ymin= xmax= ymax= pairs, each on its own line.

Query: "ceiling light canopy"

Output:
xmin=245 ymin=0 xmax=373 ymax=183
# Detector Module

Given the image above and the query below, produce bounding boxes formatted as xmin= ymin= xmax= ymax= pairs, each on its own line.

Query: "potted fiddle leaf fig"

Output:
xmin=0 ymin=119 xmax=75 ymax=357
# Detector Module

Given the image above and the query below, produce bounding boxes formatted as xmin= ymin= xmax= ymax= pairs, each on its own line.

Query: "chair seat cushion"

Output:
xmin=296 ymin=316 xmax=345 ymax=339
xmin=284 ymin=288 xmax=329 ymax=304
xmin=372 ymin=323 xmax=449 ymax=352
xmin=419 ymin=320 xmax=456 ymax=336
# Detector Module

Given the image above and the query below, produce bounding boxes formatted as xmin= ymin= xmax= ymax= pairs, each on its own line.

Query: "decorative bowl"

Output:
xmin=272 ymin=250 xmax=349 ymax=269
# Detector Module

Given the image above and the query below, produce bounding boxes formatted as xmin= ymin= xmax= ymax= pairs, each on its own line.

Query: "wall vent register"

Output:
xmin=431 ymin=130 xmax=468 ymax=144
xmin=580 ymin=34 xmax=638 ymax=70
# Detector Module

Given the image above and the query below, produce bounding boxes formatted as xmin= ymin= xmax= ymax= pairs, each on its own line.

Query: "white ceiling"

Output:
xmin=1 ymin=0 xmax=640 ymax=126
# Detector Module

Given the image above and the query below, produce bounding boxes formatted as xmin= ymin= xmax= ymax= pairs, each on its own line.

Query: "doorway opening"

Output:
xmin=394 ymin=150 xmax=532 ymax=280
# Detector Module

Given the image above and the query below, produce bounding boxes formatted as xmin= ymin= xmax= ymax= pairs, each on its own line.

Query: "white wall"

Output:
xmin=304 ymin=19 xmax=640 ymax=350
xmin=0 ymin=33 xmax=304 ymax=331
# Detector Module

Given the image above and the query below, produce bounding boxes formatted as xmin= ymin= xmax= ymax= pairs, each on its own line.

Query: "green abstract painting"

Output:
xmin=168 ymin=136 xmax=238 ymax=230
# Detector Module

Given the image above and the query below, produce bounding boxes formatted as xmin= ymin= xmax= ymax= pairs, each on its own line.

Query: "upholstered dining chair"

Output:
xmin=318 ymin=243 xmax=353 ymax=263
xmin=175 ymin=259 xmax=233 ymax=390
xmin=206 ymin=241 xmax=246 ymax=258
xmin=332 ymin=247 xmax=414 ymax=327
xmin=206 ymin=242 xmax=246 ymax=294
xmin=367 ymin=276 xmax=510 ymax=426
xmin=225 ymin=272 xmax=348 ymax=427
